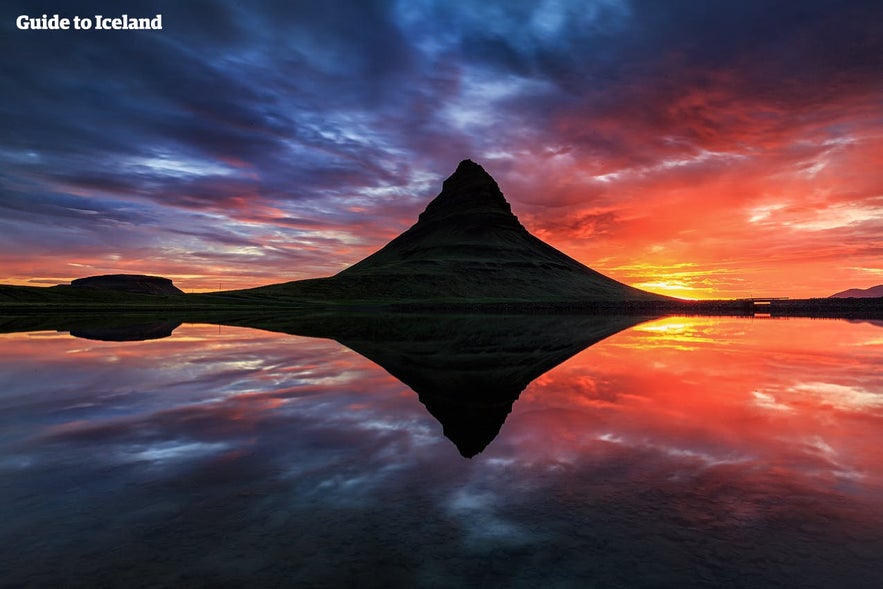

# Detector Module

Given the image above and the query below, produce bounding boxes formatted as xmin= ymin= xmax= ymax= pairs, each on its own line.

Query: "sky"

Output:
xmin=1 ymin=0 xmax=881 ymax=298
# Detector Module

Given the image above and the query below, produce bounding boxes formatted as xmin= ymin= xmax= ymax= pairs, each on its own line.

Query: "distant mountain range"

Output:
xmin=829 ymin=285 xmax=883 ymax=298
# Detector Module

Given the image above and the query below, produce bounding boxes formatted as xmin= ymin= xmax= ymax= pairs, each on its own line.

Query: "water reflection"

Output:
xmin=0 ymin=316 xmax=881 ymax=587
xmin=319 ymin=314 xmax=646 ymax=457
xmin=71 ymin=320 xmax=182 ymax=341
xmin=8 ymin=313 xmax=648 ymax=457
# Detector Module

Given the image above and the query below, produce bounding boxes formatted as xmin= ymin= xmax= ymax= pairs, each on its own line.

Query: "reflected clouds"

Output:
xmin=505 ymin=317 xmax=883 ymax=497
xmin=1 ymin=317 xmax=882 ymax=586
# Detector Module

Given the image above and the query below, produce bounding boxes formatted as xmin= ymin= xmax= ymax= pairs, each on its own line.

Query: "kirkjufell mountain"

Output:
xmin=239 ymin=160 xmax=664 ymax=303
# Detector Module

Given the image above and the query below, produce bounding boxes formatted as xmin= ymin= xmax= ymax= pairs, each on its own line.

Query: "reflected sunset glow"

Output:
xmin=511 ymin=317 xmax=883 ymax=502
xmin=1 ymin=318 xmax=882 ymax=586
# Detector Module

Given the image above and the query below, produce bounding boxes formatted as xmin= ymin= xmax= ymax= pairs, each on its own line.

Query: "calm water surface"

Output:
xmin=1 ymin=316 xmax=881 ymax=588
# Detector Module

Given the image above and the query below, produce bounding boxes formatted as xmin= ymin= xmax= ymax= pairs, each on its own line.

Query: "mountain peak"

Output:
xmin=446 ymin=159 xmax=497 ymax=186
xmin=296 ymin=159 xmax=666 ymax=302
xmin=418 ymin=159 xmax=513 ymax=223
xmin=447 ymin=158 xmax=495 ymax=185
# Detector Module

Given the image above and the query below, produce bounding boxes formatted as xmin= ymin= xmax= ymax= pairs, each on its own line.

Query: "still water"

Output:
xmin=1 ymin=316 xmax=881 ymax=588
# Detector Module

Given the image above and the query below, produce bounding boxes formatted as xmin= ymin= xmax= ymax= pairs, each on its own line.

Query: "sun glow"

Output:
xmin=631 ymin=280 xmax=702 ymax=300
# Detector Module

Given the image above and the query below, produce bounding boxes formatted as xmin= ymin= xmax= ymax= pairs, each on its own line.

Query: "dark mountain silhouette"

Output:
xmin=830 ymin=285 xmax=883 ymax=298
xmin=71 ymin=274 xmax=183 ymax=296
xmin=235 ymin=160 xmax=665 ymax=303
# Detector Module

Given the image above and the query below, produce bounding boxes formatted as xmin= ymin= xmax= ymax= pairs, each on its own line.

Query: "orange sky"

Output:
xmin=517 ymin=124 xmax=883 ymax=299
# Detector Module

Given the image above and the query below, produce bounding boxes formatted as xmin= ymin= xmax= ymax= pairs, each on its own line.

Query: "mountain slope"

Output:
xmin=830 ymin=285 xmax=883 ymax=298
xmin=242 ymin=160 xmax=664 ymax=303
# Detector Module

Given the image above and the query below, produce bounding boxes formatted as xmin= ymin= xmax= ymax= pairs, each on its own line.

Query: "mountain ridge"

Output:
xmin=830 ymin=285 xmax=883 ymax=299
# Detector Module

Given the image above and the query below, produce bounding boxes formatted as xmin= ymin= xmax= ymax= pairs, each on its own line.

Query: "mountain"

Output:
xmin=71 ymin=274 xmax=184 ymax=295
xmin=830 ymin=285 xmax=883 ymax=298
xmin=238 ymin=160 xmax=665 ymax=303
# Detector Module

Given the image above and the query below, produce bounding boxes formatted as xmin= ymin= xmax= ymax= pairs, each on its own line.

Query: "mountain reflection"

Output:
xmin=282 ymin=314 xmax=648 ymax=457
xmin=1 ymin=312 xmax=648 ymax=456
xmin=71 ymin=320 xmax=182 ymax=342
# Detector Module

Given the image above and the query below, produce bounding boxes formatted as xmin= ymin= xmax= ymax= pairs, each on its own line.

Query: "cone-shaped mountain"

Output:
xmin=239 ymin=160 xmax=664 ymax=303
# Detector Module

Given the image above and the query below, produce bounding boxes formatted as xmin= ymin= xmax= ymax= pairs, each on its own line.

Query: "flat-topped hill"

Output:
xmin=71 ymin=274 xmax=184 ymax=296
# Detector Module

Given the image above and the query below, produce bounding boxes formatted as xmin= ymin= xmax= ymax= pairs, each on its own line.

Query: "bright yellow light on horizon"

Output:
xmin=632 ymin=280 xmax=704 ymax=301
xmin=606 ymin=261 xmax=721 ymax=300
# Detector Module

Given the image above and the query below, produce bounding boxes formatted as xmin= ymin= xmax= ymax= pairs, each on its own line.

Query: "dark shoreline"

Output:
xmin=1 ymin=296 xmax=881 ymax=320
xmin=384 ymin=297 xmax=883 ymax=318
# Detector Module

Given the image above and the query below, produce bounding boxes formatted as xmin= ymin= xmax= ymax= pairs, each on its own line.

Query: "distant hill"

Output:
xmin=830 ymin=285 xmax=883 ymax=298
xmin=71 ymin=274 xmax=183 ymax=295
xmin=236 ymin=160 xmax=665 ymax=303
xmin=0 ymin=283 xmax=185 ymax=306
xmin=0 ymin=274 xmax=185 ymax=308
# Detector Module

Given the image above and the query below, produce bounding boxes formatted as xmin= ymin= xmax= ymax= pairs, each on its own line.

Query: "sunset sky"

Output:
xmin=2 ymin=0 xmax=881 ymax=298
